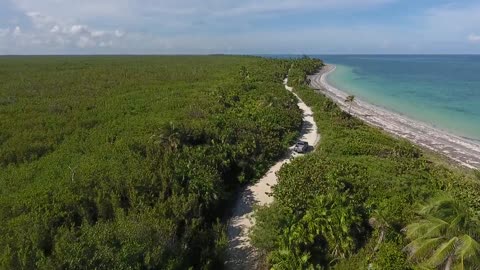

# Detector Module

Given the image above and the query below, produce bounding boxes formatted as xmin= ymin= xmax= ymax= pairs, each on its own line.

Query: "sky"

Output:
xmin=1 ymin=0 xmax=480 ymax=54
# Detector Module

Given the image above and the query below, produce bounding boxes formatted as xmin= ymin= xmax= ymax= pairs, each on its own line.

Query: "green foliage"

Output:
xmin=299 ymin=194 xmax=362 ymax=259
xmin=404 ymin=195 xmax=480 ymax=269
xmin=373 ymin=242 xmax=410 ymax=270
xmin=251 ymin=203 xmax=295 ymax=252
xmin=0 ymin=56 xmax=301 ymax=269
xmin=474 ymin=170 xmax=480 ymax=180
xmin=268 ymin=247 xmax=319 ymax=270
xmin=252 ymin=57 xmax=480 ymax=269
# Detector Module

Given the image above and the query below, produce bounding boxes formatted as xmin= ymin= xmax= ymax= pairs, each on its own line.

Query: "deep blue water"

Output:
xmin=278 ymin=55 xmax=480 ymax=140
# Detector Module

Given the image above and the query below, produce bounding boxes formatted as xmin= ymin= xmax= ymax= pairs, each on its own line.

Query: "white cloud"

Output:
xmin=11 ymin=0 xmax=396 ymax=36
xmin=50 ymin=25 xmax=60 ymax=33
xmin=0 ymin=11 xmax=127 ymax=53
xmin=13 ymin=26 xmax=21 ymax=36
xmin=27 ymin=12 xmax=57 ymax=30
xmin=3 ymin=0 xmax=480 ymax=54
xmin=468 ymin=33 xmax=480 ymax=42
xmin=114 ymin=30 xmax=125 ymax=38
xmin=2 ymin=0 xmax=397 ymax=54
xmin=25 ymin=12 xmax=117 ymax=37
xmin=13 ymin=0 xmax=131 ymax=20
xmin=1 ymin=0 xmax=398 ymax=52
xmin=70 ymin=25 xmax=89 ymax=35
xmin=91 ymin=30 xmax=106 ymax=37
xmin=77 ymin=36 xmax=96 ymax=48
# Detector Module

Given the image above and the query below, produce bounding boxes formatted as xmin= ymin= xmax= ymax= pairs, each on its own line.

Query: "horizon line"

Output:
xmin=1 ymin=53 xmax=480 ymax=57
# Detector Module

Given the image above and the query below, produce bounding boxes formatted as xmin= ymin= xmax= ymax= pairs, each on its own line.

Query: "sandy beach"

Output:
xmin=224 ymin=79 xmax=320 ymax=269
xmin=309 ymin=65 xmax=480 ymax=169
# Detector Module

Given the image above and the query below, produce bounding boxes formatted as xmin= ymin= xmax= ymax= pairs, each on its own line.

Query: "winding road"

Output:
xmin=224 ymin=78 xmax=320 ymax=269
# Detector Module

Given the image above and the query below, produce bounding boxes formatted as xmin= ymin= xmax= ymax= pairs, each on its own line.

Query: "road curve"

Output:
xmin=224 ymin=78 xmax=320 ymax=269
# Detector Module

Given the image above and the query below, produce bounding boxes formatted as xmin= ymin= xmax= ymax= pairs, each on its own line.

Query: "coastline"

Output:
xmin=309 ymin=65 xmax=480 ymax=169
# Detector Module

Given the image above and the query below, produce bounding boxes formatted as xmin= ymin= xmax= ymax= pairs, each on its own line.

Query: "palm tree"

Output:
xmin=268 ymin=243 xmax=314 ymax=270
xmin=345 ymin=95 xmax=355 ymax=114
xmin=403 ymin=195 xmax=480 ymax=270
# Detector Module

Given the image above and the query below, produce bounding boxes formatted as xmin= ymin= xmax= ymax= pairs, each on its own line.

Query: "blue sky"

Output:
xmin=1 ymin=0 xmax=480 ymax=54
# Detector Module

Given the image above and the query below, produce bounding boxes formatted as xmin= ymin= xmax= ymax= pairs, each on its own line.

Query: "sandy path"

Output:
xmin=309 ymin=65 xmax=480 ymax=169
xmin=224 ymin=79 xmax=320 ymax=270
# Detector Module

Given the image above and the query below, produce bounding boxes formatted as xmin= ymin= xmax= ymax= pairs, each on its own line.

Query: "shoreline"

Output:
xmin=309 ymin=65 xmax=480 ymax=169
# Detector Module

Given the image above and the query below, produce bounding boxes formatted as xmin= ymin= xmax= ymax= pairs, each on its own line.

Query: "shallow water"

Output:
xmin=315 ymin=55 xmax=480 ymax=141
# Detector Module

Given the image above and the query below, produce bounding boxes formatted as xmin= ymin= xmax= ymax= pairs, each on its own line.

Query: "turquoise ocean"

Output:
xmin=315 ymin=55 xmax=480 ymax=141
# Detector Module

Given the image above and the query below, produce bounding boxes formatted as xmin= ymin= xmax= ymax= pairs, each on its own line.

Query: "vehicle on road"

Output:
xmin=294 ymin=141 xmax=309 ymax=153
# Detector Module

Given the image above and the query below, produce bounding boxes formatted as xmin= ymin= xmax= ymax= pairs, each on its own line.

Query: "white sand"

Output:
xmin=309 ymin=65 xmax=480 ymax=169
xmin=224 ymin=79 xmax=320 ymax=270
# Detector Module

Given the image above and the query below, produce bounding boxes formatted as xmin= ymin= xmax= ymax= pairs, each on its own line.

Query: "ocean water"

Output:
xmin=315 ymin=55 xmax=480 ymax=141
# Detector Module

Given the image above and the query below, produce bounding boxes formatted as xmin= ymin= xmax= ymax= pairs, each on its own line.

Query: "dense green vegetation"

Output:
xmin=0 ymin=56 xmax=303 ymax=269
xmin=2 ymin=55 xmax=479 ymax=269
xmin=251 ymin=57 xmax=480 ymax=269
xmin=404 ymin=196 xmax=480 ymax=269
